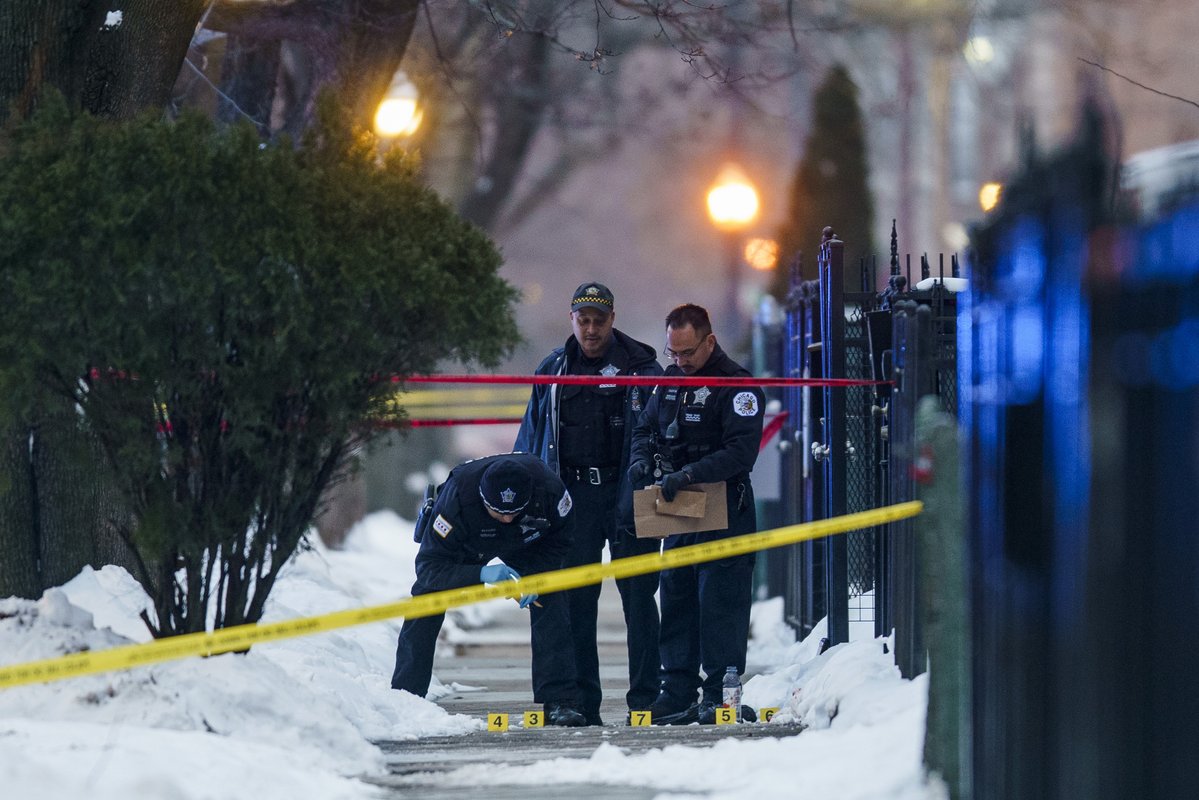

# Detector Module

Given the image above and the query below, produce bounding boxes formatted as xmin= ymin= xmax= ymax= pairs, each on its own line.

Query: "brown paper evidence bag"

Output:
xmin=632 ymin=481 xmax=728 ymax=539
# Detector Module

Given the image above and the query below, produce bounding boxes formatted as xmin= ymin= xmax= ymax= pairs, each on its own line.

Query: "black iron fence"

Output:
xmin=765 ymin=106 xmax=1199 ymax=800
xmin=772 ymin=225 xmax=959 ymax=667
xmin=963 ymin=108 xmax=1199 ymax=800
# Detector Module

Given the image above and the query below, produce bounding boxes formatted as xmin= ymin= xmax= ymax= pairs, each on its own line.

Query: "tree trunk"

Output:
xmin=0 ymin=0 xmax=209 ymax=123
xmin=28 ymin=413 xmax=97 ymax=588
xmin=32 ymin=400 xmax=136 ymax=588
xmin=331 ymin=0 xmax=420 ymax=126
xmin=456 ymin=29 xmax=551 ymax=231
xmin=216 ymin=35 xmax=281 ymax=134
xmin=0 ymin=422 xmax=40 ymax=599
xmin=204 ymin=0 xmax=420 ymax=136
xmin=0 ymin=398 xmax=138 ymax=600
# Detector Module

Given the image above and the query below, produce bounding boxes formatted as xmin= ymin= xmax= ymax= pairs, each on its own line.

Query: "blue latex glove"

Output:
xmin=659 ymin=470 xmax=691 ymax=502
xmin=627 ymin=460 xmax=652 ymax=488
xmin=479 ymin=563 xmax=521 ymax=584
xmin=518 ymin=593 xmax=540 ymax=609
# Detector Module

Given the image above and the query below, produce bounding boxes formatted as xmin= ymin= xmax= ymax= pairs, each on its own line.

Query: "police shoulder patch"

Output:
xmin=732 ymin=391 xmax=760 ymax=417
xmin=433 ymin=514 xmax=453 ymax=538
xmin=558 ymin=489 xmax=573 ymax=518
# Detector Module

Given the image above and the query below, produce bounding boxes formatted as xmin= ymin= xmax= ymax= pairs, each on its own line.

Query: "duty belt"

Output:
xmin=561 ymin=465 xmax=622 ymax=485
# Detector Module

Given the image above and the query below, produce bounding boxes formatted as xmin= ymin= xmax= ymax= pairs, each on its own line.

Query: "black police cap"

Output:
xmin=479 ymin=458 xmax=533 ymax=515
xmin=570 ymin=282 xmax=614 ymax=313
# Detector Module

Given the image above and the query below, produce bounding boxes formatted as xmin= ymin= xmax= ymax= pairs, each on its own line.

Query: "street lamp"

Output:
xmin=374 ymin=70 xmax=422 ymax=138
xmin=979 ymin=181 xmax=1003 ymax=213
xmin=744 ymin=237 xmax=779 ymax=271
xmin=706 ymin=163 xmax=760 ymax=341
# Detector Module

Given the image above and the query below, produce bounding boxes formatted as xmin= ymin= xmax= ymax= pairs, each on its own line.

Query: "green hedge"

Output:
xmin=0 ymin=95 xmax=519 ymax=635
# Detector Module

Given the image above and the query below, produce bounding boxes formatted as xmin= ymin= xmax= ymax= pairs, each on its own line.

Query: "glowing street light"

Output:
xmin=707 ymin=164 xmax=760 ymax=231
xmin=374 ymin=71 xmax=422 ymax=138
xmin=744 ymin=237 xmax=779 ymax=271
xmin=963 ymin=36 xmax=995 ymax=66
xmin=706 ymin=163 xmax=760 ymax=339
xmin=979 ymin=181 xmax=1003 ymax=213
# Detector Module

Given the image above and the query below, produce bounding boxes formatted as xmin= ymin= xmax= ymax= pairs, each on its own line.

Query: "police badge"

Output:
xmin=732 ymin=391 xmax=759 ymax=417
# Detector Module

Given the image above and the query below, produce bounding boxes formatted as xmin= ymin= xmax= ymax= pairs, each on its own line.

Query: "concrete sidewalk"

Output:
xmin=370 ymin=579 xmax=802 ymax=799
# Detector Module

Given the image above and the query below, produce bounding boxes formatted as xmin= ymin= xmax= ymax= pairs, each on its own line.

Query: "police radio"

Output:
xmin=413 ymin=482 xmax=439 ymax=543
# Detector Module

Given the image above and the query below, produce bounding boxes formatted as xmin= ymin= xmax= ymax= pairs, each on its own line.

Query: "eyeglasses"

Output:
xmin=663 ymin=341 xmax=707 ymax=360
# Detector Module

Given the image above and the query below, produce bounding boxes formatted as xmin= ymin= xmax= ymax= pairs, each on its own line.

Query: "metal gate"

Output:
xmin=777 ymin=226 xmax=958 ymax=653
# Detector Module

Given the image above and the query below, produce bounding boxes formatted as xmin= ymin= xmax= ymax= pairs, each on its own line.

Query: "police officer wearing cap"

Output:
xmin=629 ymin=303 xmax=764 ymax=725
xmin=391 ymin=452 xmax=587 ymax=726
xmin=514 ymin=282 xmax=664 ymax=726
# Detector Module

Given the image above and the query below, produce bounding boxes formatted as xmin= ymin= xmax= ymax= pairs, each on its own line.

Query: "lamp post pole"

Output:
xmin=722 ymin=230 xmax=743 ymax=341
xmin=706 ymin=163 xmax=759 ymax=344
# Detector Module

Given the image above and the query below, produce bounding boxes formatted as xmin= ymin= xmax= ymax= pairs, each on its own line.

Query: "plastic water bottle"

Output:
xmin=721 ymin=666 xmax=742 ymax=723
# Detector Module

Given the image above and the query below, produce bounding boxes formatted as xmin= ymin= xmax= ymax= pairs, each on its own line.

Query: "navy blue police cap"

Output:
xmin=479 ymin=458 xmax=533 ymax=515
xmin=570 ymin=282 xmax=614 ymax=312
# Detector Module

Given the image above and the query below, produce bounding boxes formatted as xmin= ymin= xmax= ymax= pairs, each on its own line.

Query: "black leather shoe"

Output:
xmin=648 ymin=699 xmax=699 ymax=726
xmin=544 ymin=703 xmax=587 ymax=727
xmin=584 ymin=711 xmax=604 ymax=727
xmin=698 ymin=702 xmax=758 ymax=724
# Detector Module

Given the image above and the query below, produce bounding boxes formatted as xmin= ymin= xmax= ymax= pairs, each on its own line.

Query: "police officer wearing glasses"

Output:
xmin=391 ymin=453 xmax=587 ymax=727
xmin=515 ymin=282 xmax=664 ymax=726
xmin=629 ymin=303 xmax=764 ymax=725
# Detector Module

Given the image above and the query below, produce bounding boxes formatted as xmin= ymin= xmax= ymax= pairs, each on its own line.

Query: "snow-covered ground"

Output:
xmin=0 ymin=511 xmax=938 ymax=799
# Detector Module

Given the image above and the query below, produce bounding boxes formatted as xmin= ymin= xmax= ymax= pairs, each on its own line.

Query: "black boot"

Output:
xmin=544 ymin=702 xmax=587 ymax=727
xmin=647 ymin=693 xmax=699 ymax=726
xmin=698 ymin=701 xmax=758 ymax=724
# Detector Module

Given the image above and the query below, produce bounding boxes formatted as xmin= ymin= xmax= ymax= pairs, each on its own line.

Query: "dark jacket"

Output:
xmin=630 ymin=343 xmax=764 ymax=489
xmin=514 ymin=329 xmax=663 ymax=531
xmin=413 ymin=453 xmax=574 ymax=591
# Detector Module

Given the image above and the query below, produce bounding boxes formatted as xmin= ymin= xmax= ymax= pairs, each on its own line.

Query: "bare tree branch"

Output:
xmin=1077 ymin=56 xmax=1199 ymax=111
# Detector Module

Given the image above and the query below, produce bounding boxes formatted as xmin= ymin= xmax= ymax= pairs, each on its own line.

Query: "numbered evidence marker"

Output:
xmin=628 ymin=710 xmax=652 ymax=727
xmin=759 ymin=707 xmax=779 ymax=723
xmin=487 ymin=713 xmax=509 ymax=732
xmin=523 ymin=710 xmax=544 ymax=728
xmin=715 ymin=706 xmax=737 ymax=725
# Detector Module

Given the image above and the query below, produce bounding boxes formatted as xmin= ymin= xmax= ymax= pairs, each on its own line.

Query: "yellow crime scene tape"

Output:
xmin=391 ymin=387 xmax=530 ymax=420
xmin=0 ymin=501 xmax=922 ymax=691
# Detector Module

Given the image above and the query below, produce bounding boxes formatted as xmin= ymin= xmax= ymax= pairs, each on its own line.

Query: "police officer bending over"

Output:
xmin=515 ymin=281 xmax=664 ymax=726
xmin=629 ymin=303 xmax=764 ymax=725
xmin=390 ymin=453 xmax=587 ymax=727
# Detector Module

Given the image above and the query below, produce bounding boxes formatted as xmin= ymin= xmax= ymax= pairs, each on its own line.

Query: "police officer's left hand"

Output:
xmin=627 ymin=460 xmax=652 ymax=488
xmin=518 ymin=593 xmax=540 ymax=609
xmin=659 ymin=470 xmax=691 ymax=502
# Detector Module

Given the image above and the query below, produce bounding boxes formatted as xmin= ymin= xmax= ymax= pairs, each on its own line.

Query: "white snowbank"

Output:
xmin=1 ymin=509 xmax=936 ymax=799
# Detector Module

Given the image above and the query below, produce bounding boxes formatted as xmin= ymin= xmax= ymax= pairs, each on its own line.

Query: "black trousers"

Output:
xmin=391 ymin=563 xmax=579 ymax=704
xmin=657 ymin=483 xmax=756 ymax=705
xmin=563 ymin=477 xmax=662 ymax=715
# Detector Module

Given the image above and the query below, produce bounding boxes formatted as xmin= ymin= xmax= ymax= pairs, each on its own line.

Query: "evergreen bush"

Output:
xmin=773 ymin=64 xmax=876 ymax=294
xmin=0 ymin=95 xmax=519 ymax=636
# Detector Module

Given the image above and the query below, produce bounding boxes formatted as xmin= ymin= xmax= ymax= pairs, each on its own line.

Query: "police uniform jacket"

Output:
xmin=514 ymin=329 xmax=662 ymax=527
xmin=414 ymin=454 xmax=575 ymax=591
xmin=629 ymin=343 xmax=764 ymax=515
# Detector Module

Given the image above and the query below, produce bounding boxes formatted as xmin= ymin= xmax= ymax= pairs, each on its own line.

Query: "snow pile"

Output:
xmin=746 ymin=595 xmax=800 ymax=667
xmin=1 ymin=507 xmax=935 ymax=800
xmin=0 ymin=510 xmax=491 ymax=800
xmin=386 ymin=606 xmax=931 ymax=800
xmin=743 ymin=607 xmax=908 ymax=732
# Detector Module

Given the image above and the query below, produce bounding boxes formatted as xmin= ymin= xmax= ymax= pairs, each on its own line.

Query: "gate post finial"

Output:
xmin=890 ymin=219 xmax=900 ymax=276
